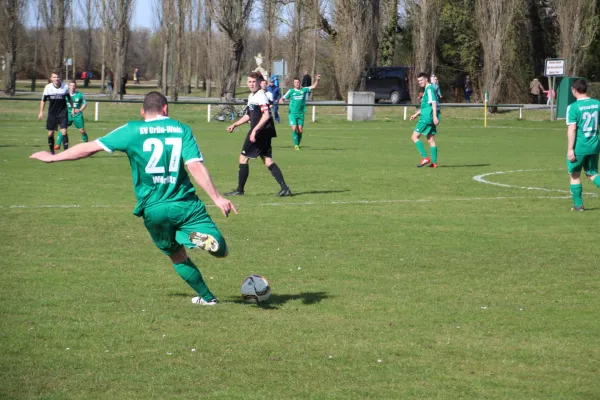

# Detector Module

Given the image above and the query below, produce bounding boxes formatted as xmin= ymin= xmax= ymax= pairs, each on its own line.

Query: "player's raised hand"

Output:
xmin=30 ymin=151 xmax=55 ymax=163
xmin=214 ymin=196 xmax=238 ymax=217
xmin=227 ymin=124 xmax=236 ymax=133
xmin=315 ymin=74 xmax=321 ymax=80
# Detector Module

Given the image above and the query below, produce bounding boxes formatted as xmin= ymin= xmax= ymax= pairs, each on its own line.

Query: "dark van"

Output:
xmin=364 ymin=66 xmax=411 ymax=104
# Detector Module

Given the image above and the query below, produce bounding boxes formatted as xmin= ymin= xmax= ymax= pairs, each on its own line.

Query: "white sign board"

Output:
xmin=545 ymin=59 xmax=565 ymax=77
xmin=64 ymin=58 xmax=73 ymax=66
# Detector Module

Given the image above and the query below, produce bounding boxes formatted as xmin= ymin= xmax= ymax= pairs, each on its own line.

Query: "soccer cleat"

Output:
xmin=276 ymin=188 xmax=292 ymax=197
xmin=570 ymin=205 xmax=585 ymax=212
xmin=430 ymin=163 xmax=438 ymax=168
xmin=189 ymin=232 xmax=219 ymax=253
xmin=191 ymin=297 xmax=218 ymax=306
xmin=417 ymin=157 xmax=431 ymax=168
xmin=224 ymin=189 xmax=244 ymax=196
xmin=294 ymin=145 xmax=300 ymax=151
xmin=54 ymin=145 xmax=60 ymax=150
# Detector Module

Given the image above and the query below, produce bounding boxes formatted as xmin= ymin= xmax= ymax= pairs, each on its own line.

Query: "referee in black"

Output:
xmin=225 ymin=72 xmax=291 ymax=197
xmin=38 ymin=71 xmax=74 ymax=154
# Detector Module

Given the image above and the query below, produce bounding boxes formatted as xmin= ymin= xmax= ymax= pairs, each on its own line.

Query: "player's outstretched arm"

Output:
xmin=186 ymin=161 xmax=238 ymax=217
xmin=30 ymin=141 xmax=104 ymax=163
xmin=309 ymin=74 xmax=321 ymax=90
xmin=227 ymin=114 xmax=250 ymax=132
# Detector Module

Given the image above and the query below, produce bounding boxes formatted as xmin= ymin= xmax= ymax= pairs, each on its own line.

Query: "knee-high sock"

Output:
xmin=81 ymin=131 xmax=89 ymax=142
xmin=173 ymin=258 xmax=215 ymax=301
xmin=570 ymin=184 xmax=583 ymax=207
xmin=297 ymin=132 xmax=303 ymax=145
xmin=237 ymin=164 xmax=249 ymax=192
xmin=415 ymin=141 xmax=427 ymax=158
xmin=292 ymin=131 xmax=300 ymax=146
xmin=48 ymin=136 xmax=55 ymax=154
xmin=268 ymin=163 xmax=288 ymax=190
xmin=431 ymin=146 xmax=438 ymax=163
xmin=56 ymin=132 xmax=63 ymax=146
xmin=62 ymin=134 xmax=69 ymax=150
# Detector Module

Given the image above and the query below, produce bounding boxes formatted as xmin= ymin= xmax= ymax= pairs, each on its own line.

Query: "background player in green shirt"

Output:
xmin=279 ymin=74 xmax=321 ymax=150
xmin=565 ymin=79 xmax=600 ymax=211
xmin=30 ymin=92 xmax=238 ymax=305
xmin=410 ymin=73 xmax=440 ymax=168
xmin=56 ymin=81 xmax=89 ymax=150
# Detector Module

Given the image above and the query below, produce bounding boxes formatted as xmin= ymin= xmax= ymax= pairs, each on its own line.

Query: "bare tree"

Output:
xmin=2 ymin=0 xmax=26 ymax=95
xmin=111 ymin=0 xmax=134 ymax=100
xmin=205 ymin=0 xmax=213 ymax=96
xmin=41 ymin=0 xmax=71 ymax=74
xmin=79 ymin=0 xmax=96 ymax=86
xmin=554 ymin=0 xmax=598 ymax=76
xmin=95 ymin=0 xmax=114 ymax=92
xmin=475 ymin=0 xmax=521 ymax=109
xmin=379 ymin=0 xmax=398 ymax=67
xmin=330 ymin=0 xmax=379 ymax=99
xmin=262 ymin=0 xmax=279 ymax=73
xmin=407 ymin=0 xmax=440 ymax=102
xmin=290 ymin=0 xmax=306 ymax=78
xmin=209 ymin=0 xmax=254 ymax=101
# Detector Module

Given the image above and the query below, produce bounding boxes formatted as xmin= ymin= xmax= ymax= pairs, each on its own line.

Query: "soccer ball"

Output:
xmin=241 ymin=275 xmax=272 ymax=303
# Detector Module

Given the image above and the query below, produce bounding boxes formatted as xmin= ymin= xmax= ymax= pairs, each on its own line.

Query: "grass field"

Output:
xmin=1 ymin=99 xmax=599 ymax=399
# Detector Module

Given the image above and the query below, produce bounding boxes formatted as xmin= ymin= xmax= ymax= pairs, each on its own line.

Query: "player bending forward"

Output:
xmin=30 ymin=92 xmax=237 ymax=306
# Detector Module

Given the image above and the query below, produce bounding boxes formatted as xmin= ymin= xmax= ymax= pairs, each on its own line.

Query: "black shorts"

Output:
xmin=46 ymin=113 xmax=68 ymax=131
xmin=241 ymin=130 xmax=274 ymax=159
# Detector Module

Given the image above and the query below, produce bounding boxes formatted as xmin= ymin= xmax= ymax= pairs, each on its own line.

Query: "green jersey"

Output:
xmin=567 ymin=98 xmax=600 ymax=155
xmin=419 ymin=84 xmax=439 ymax=124
xmin=96 ymin=116 xmax=203 ymax=216
xmin=284 ymin=87 xmax=311 ymax=114
xmin=67 ymin=91 xmax=86 ymax=111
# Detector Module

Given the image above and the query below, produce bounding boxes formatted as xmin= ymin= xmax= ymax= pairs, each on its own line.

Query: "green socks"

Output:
xmin=570 ymin=184 xmax=583 ymax=208
xmin=56 ymin=132 xmax=63 ymax=146
xmin=292 ymin=131 xmax=299 ymax=146
xmin=173 ymin=258 xmax=215 ymax=301
xmin=297 ymin=132 xmax=302 ymax=145
xmin=81 ymin=131 xmax=89 ymax=142
xmin=415 ymin=141 xmax=427 ymax=158
xmin=431 ymin=146 xmax=438 ymax=163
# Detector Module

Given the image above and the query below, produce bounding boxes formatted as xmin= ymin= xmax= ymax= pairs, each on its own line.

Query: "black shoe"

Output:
xmin=570 ymin=205 xmax=585 ymax=212
xmin=276 ymin=188 xmax=292 ymax=197
xmin=225 ymin=189 xmax=244 ymax=196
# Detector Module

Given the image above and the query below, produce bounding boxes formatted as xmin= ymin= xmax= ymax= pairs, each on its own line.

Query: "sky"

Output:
xmin=26 ymin=1 xmax=157 ymax=30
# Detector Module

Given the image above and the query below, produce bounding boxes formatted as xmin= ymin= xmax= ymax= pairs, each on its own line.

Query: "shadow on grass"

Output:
xmin=292 ymin=189 xmax=350 ymax=196
xmin=227 ymin=291 xmax=331 ymax=310
xmin=440 ymin=164 xmax=491 ymax=168
xmin=273 ymin=145 xmax=350 ymax=151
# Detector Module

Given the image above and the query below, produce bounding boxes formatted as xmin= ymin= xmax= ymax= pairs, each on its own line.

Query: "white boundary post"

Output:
xmin=519 ymin=106 xmax=522 ymax=120
xmin=208 ymin=104 xmax=211 ymax=122
xmin=312 ymin=106 xmax=316 ymax=122
xmin=94 ymin=102 xmax=99 ymax=121
xmin=403 ymin=106 xmax=407 ymax=120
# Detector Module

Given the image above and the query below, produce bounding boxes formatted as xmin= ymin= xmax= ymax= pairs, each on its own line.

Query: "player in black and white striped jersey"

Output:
xmin=38 ymin=71 xmax=74 ymax=154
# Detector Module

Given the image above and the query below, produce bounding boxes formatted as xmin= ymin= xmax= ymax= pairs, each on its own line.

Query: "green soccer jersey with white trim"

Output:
xmin=284 ymin=87 xmax=311 ymax=114
xmin=96 ymin=116 xmax=203 ymax=216
xmin=566 ymin=98 xmax=600 ymax=155
xmin=419 ymin=84 xmax=439 ymax=124
xmin=67 ymin=91 xmax=86 ymax=111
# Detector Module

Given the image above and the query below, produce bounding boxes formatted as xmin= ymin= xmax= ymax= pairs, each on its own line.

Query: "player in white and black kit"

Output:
xmin=225 ymin=72 xmax=291 ymax=197
xmin=38 ymin=71 xmax=74 ymax=154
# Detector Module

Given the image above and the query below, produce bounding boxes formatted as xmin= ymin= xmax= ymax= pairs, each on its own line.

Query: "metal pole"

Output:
xmin=312 ymin=106 xmax=316 ymax=122
xmin=208 ymin=104 xmax=211 ymax=122
xmin=403 ymin=106 xmax=407 ymax=120
xmin=95 ymin=102 xmax=99 ymax=121
xmin=550 ymin=77 xmax=555 ymax=121
xmin=519 ymin=106 xmax=522 ymax=120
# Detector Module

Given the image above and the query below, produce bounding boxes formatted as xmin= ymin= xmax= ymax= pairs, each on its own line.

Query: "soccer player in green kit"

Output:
xmin=279 ymin=74 xmax=321 ymax=150
xmin=410 ymin=73 xmax=440 ymax=168
xmin=565 ymin=79 xmax=600 ymax=211
xmin=30 ymin=92 xmax=238 ymax=305
xmin=56 ymin=81 xmax=89 ymax=150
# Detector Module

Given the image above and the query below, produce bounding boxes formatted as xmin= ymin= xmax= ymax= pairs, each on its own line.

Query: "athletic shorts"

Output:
xmin=46 ymin=113 xmax=68 ymax=131
xmin=566 ymin=153 xmax=599 ymax=175
xmin=288 ymin=113 xmax=305 ymax=127
xmin=68 ymin=113 xmax=85 ymax=129
xmin=241 ymin=131 xmax=273 ymax=159
xmin=414 ymin=120 xmax=438 ymax=136
xmin=142 ymin=197 xmax=227 ymax=257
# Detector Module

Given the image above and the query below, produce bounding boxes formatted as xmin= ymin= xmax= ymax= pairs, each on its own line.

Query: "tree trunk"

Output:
xmin=205 ymin=0 xmax=212 ymax=97
xmin=555 ymin=0 xmax=598 ymax=76
xmin=291 ymin=0 xmax=304 ymax=78
xmin=53 ymin=0 xmax=67 ymax=74
xmin=4 ymin=0 xmax=19 ymax=96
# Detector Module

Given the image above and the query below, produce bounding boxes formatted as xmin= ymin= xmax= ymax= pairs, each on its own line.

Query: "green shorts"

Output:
xmin=566 ymin=153 xmax=599 ymax=175
xmin=414 ymin=120 xmax=437 ymax=136
xmin=142 ymin=198 xmax=227 ymax=257
xmin=68 ymin=113 xmax=85 ymax=129
xmin=288 ymin=113 xmax=305 ymax=127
